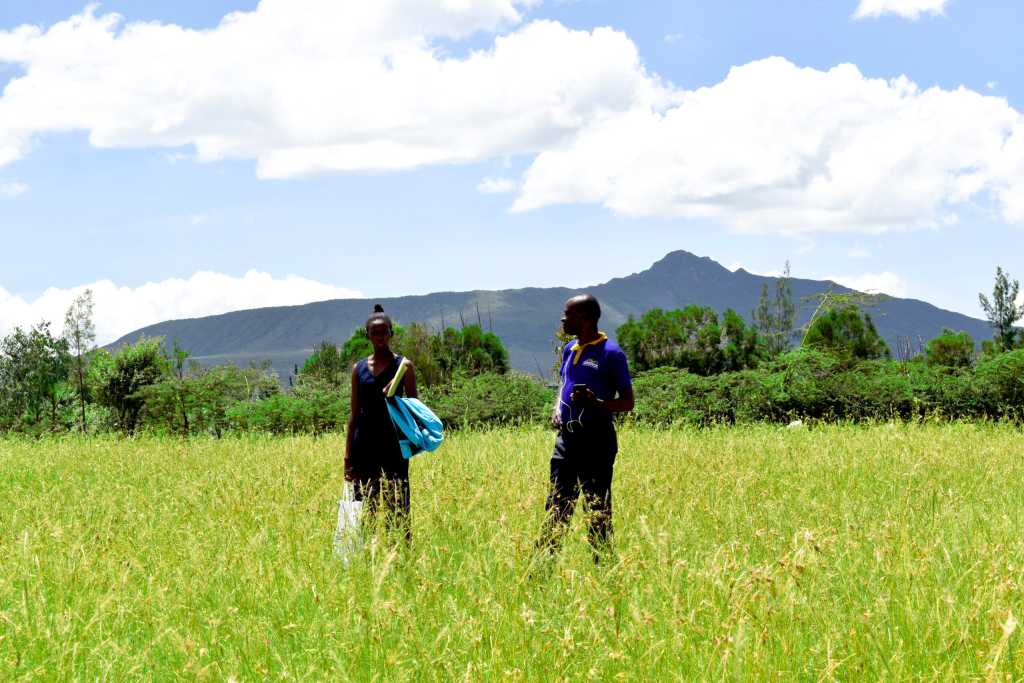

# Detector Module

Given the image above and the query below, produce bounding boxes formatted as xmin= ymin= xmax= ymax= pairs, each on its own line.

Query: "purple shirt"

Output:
xmin=559 ymin=335 xmax=632 ymax=423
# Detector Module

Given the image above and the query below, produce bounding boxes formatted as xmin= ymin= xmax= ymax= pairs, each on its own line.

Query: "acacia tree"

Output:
xmin=331 ymin=322 xmax=509 ymax=389
xmin=797 ymin=283 xmax=889 ymax=344
xmin=615 ymin=306 xmax=761 ymax=375
xmin=978 ymin=267 xmax=1023 ymax=352
xmin=95 ymin=336 xmax=164 ymax=434
xmin=925 ymin=328 xmax=975 ymax=368
xmin=0 ymin=321 xmax=71 ymax=430
xmin=63 ymin=289 xmax=96 ymax=432
xmin=753 ymin=262 xmax=797 ymax=357
xmin=803 ymin=305 xmax=891 ymax=360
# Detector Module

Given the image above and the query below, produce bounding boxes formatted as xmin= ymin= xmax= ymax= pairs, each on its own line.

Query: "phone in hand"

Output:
xmin=572 ymin=383 xmax=588 ymax=397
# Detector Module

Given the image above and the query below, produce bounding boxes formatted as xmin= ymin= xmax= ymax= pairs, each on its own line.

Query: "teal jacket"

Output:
xmin=386 ymin=397 xmax=444 ymax=459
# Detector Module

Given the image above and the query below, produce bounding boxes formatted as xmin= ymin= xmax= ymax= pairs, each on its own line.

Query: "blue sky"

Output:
xmin=0 ymin=0 xmax=1022 ymax=342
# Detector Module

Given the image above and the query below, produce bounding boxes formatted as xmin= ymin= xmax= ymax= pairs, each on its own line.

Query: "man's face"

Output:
xmin=368 ymin=322 xmax=393 ymax=351
xmin=561 ymin=300 xmax=585 ymax=336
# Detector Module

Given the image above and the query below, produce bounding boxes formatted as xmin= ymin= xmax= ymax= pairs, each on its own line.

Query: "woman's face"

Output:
xmin=368 ymin=322 xmax=393 ymax=351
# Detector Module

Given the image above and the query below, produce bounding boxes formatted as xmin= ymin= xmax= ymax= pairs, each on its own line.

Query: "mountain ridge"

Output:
xmin=107 ymin=250 xmax=993 ymax=377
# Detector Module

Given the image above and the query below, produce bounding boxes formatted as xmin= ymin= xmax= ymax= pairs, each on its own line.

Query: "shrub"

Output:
xmin=925 ymin=328 xmax=975 ymax=368
xmin=422 ymin=372 xmax=553 ymax=429
xmin=616 ymin=306 xmax=762 ymax=375
xmin=94 ymin=336 xmax=164 ymax=434
xmin=628 ymin=348 xmax=1024 ymax=426
xmin=226 ymin=389 xmax=350 ymax=435
xmin=803 ymin=305 xmax=891 ymax=360
xmin=140 ymin=360 xmax=283 ymax=437
xmin=318 ymin=322 xmax=510 ymax=390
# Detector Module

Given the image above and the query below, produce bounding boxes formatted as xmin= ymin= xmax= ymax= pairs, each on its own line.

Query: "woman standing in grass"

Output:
xmin=344 ymin=304 xmax=418 ymax=541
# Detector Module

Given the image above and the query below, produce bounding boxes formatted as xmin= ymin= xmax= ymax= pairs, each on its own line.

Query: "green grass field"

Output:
xmin=3 ymin=424 xmax=1024 ymax=681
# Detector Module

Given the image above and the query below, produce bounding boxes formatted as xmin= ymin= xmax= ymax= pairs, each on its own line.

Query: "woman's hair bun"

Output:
xmin=366 ymin=303 xmax=393 ymax=331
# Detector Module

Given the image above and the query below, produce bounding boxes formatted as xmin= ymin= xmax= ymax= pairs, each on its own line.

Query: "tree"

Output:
xmin=330 ymin=322 xmax=510 ymax=389
xmin=140 ymin=354 xmax=281 ymax=436
xmin=433 ymin=324 xmax=509 ymax=378
xmin=795 ymin=282 xmax=891 ymax=359
xmin=752 ymin=262 xmax=798 ymax=357
xmin=978 ymin=267 xmax=1023 ymax=352
xmin=159 ymin=340 xmax=194 ymax=432
xmin=63 ymin=289 xmax=96 ymax=432
xmin=0 ymin=322 xmax=72 ymax=431
xmin=95 ymin=336 xmax=164 ymax=434
xmin=301 ymin=339 xmax=348 ymax=386
xmin=925 ymin=327 xmax=975 ymax=368
xmin=803 ymin=305 xmax=891 ymax=360
xmin=550 ymin=326 xmax=577 ymax=376
xmin=395 ymin=322 xmax=443 ymax=387
xmin=616 ymin=306 xmax=762 ymax=375
xmin=333 ymin=331 xmax=371 ymax=375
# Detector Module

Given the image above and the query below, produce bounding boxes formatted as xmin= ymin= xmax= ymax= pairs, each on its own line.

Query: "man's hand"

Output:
xmin=571 ymin=388 xmax=598 ymax=408
xmin=550 ymin=405 xmax=562 ymax=431
xmin=344 ymin=456 xmax=355 ymax=482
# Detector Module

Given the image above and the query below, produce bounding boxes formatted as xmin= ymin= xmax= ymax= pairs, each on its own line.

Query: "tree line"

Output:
xmin=617 ymin=263 xmax=1024 ymax=374
xmin=1 ymin=266 xmax=1022 ymax=435
xmin=0 ymin=291 xmax=514 ymax=436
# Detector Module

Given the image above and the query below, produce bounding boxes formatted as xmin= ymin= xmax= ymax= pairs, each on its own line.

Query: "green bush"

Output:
xmin=226 ymin=390 xmax=350 ymax=435
xmin=422 ymin=372 xmax=553 ymax=429
xmin=803 ymin=305 xmax=891 ymax=360
xmin=629 ymin=348 xmax=1024 ymax=426
xmin=615 ymin=306 xmax=762 ymax=375
xmin=319 ymin=322 xmax=510 ymax=390
xmin=925 ymin=328 xmax=975 ymax=368
xmin=94 ymin=336 xmax=164 ymax=434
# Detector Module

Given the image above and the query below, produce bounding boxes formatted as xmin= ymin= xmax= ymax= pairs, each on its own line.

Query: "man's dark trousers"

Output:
xmin=540 ymin=419 xmax=617 ymax=554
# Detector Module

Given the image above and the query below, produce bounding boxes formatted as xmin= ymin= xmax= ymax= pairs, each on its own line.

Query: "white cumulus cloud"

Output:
xmin=0 ymin=179 xmax=27 ymax=197
xmin=513 ymin=58 xmax=1024 ymax=235
xmin=0 ymin=271 xmax=363 ymax=346
xmin=828 ymin=272 xmax=908 ymax=297
xmin=476 ymin=176 xmax=517 ymax=193
xmin=0 ymin=1 xmax=664 ymax=176
xmin=853 ymin=0 xmax=951 ymax=20
xmin=1 ymin=4 xmax=1021 ymax=238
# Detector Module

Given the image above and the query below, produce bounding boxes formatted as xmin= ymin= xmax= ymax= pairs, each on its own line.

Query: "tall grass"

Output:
xmin=3 ymin=423 xmax=1024 ymax=680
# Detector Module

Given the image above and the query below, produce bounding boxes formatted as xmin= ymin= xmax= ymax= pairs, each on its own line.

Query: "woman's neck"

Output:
xmin=372 ymin=348 xmax=394 ymax=363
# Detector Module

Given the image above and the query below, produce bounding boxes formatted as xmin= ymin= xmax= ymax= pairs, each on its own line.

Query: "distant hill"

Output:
xmin=107 ymin=250 xmax=993 ymax=379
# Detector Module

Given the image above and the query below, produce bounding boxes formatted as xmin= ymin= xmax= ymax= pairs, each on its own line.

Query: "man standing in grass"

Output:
xmin=538 ymin=294 xmax=635 ymax=559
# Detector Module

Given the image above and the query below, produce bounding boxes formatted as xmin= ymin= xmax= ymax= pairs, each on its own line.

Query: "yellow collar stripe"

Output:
xmin=570 ymin=333 xmax=607 ymax=364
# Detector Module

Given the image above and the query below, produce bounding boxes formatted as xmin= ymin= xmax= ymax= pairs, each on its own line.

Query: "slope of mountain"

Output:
xmin=107 ymin=250 xmax=992 ymax=378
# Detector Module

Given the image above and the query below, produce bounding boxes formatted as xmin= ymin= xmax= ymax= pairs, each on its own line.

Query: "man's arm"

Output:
xmin=575 ymin=386 xmax=634 ymax=413
xmin=550 ymin=373 xmax=563 ymax=430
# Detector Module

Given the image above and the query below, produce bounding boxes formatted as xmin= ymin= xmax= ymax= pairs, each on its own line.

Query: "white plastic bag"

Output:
xmin=333 ymin=482 xmax=363 ymax=564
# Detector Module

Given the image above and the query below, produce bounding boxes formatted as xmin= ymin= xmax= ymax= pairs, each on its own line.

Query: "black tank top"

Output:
xmin=352 ymin=354 xmax=408 ymax=480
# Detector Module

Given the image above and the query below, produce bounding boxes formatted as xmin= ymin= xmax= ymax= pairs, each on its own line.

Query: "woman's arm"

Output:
xmin=344 ymin=364 xmax=359 ymax=482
